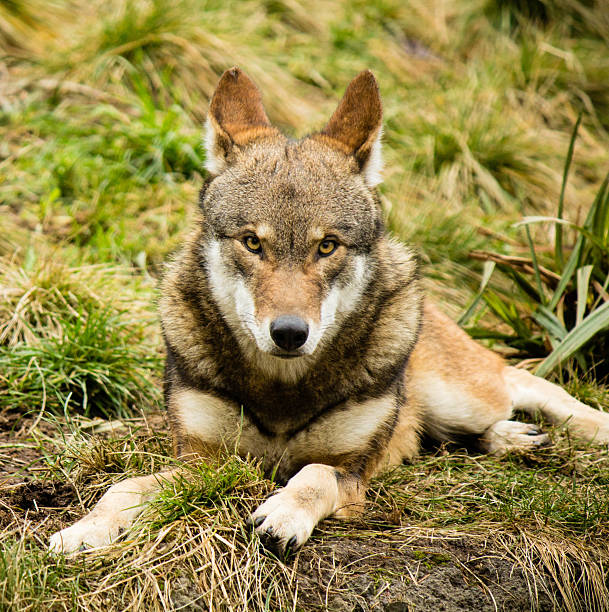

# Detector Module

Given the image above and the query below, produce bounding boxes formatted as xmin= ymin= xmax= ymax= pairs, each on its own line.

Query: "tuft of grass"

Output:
xmin=0 ymin=0 xmax=60 ymax=55
xmin=148 ymin=454 xmax=271 ymax=528
xmin=0 ymin=252 xmax=154 ymax=345
xmin=465 ymin=119 xmax=609 ymax=380
xmin=484 ymin=0 xmax=609 ymax=43
xmin=0 ymin=250 xmax=162 ymax=419
xmin=0 ymin=305 xmax=161 ymax=418
xmin=0 ymin=534 xmax=82 ymax=611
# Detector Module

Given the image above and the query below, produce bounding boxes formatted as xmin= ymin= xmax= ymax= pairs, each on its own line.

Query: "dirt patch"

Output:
xmin=0 ymin=480 xmax=78 ymax=532
xmin=2 ymin=480 xmax=76 ymax=513
xmin=0 ymin=411 xmax=52 ymax=484
xmin=294 ymin=533 xmax=554 ymax=611
xmin=0 ymin=411 xmax=171 ymax=536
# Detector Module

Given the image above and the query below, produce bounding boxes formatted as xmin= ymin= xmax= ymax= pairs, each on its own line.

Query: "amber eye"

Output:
xmin=244 ymin=235 xmax=262 ymax=254
xmin=318 ymin=239 xmax=338 ymax=257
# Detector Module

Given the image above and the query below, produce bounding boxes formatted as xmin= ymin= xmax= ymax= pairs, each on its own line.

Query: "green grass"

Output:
xmin=0 ymin=539 xmax=82 ymax=611
xmin=0 ymin=253 xmax=161 ymax=419
xmin=0 ymin=306 xmax=161 ymax=418
xmin=1 ymin=95 xmax=202 ymax=265
xmin=465 ymin=119 xmax=609 ymax=379
xmin=372 ymin=443 xmax=609 ymax=536
xmin=1 ymin=0 xmax=609 ymax=609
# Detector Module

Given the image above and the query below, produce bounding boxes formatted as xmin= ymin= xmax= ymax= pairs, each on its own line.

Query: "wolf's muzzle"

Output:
xmin=270 ymin=315 xmax=309 ymax=351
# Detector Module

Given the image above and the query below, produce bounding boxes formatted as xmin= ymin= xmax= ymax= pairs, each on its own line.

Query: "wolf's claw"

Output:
xmin=481 ymin=420 xmax=551 ymax=455
xmin=250 ymin=489 xmax=316 ymax=556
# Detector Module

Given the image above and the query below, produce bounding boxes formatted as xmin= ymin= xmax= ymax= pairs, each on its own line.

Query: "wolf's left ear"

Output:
xmin=205 ymin=67 xmax=278 ymax=175
xmin=319 ymin=70 xmax=383 ymax=187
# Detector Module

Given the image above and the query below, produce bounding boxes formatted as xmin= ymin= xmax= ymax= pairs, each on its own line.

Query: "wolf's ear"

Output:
xmin=320 ymin=70 xmax=383 ymax=187
xmin=205 ymin=67 xmax=277 ymax=175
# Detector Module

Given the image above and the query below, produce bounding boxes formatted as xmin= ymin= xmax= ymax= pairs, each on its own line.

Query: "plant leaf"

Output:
xmin=556 ymin=115 xmax=581 ymax=269
xmin=533 ymin=306 xmax=567 ymax=349
xmin=458 ymin=261 xmax=495 ymax=326
xmin=548 ymin=236 xmax=583 ymax=311
xmin=536 ymin=301 xmax=609 ymax=377
xmin=576 ymin=265 xmax=593 ymax=325
xmin=525 ymin=225 xmax=546 ymax=305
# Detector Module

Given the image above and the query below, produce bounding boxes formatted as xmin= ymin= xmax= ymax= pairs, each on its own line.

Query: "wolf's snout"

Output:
xmin=270 ymin=315 xmax=309 ymax=351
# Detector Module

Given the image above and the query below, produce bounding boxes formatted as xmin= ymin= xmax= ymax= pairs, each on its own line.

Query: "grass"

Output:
xmin=0 ymin=306 xmax=161 ymax=418
xmin=463 ymin=118 xmax=609 ymax=379
xmin=0 ymin=251 xmax=161 ymax=418
xmin=1 ymin=0 xmax=609 ymax=609
xmin=4 ymin=426 xmax=608 ymax=610
xmin=372 ymin=442 xmax=609 ymax=536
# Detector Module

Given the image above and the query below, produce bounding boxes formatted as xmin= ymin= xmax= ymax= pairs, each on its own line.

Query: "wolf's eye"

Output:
xmin=244 ymin=235 xmax=262 ymax=254
xmin=318 ymin=240 xmax=338 ymax=257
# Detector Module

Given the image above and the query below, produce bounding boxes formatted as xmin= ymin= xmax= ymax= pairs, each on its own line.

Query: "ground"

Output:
xmin=0 ymin=414 xmax=559 ymax=612
xmin=1 ymin=410 xmax=607 ymax=610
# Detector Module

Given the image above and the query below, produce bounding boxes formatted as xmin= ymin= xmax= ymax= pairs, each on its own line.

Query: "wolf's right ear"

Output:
xmin=205 ymin=67 xmax=278 ymax=175
xmin=319 ymin=71 xmax=383 ymax=187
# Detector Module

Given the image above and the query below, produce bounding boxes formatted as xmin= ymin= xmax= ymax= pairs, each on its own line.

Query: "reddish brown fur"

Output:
xmin=253 ymin=266 xmax=323 ymax=324
xmin=209 ymin=67 xmax=277 ymax=145
xmin=319 ymin=70 xmax=382 ymax=166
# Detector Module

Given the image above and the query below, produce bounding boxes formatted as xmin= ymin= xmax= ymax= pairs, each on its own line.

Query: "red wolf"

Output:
xmin=50 ymin=68 xmax=609 ymax=557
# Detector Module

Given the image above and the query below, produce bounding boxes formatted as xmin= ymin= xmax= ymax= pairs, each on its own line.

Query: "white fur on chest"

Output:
xmin=172 ymin=389 xmax=395 ymax=472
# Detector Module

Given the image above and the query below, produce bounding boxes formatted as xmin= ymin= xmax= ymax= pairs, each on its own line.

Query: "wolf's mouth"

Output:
xmin=270 ymin=351 xmax=303 ymax=360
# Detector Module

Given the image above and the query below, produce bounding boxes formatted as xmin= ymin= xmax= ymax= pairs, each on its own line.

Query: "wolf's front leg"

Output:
xmin=249 ymin=464 xmax=365 ymax=556
xmin=49 ymin=469 xmax=179 ymax=553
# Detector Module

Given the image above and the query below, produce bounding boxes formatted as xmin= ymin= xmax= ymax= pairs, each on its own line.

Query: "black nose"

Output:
xmin=270 ymin=315 xmax=309 ymax=351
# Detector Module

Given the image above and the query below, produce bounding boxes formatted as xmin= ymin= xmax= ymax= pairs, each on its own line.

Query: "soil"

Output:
xmin=295 ymin=534 xmax=554 ymax=611
xmin=0 ymin=411 xmax=54 ymax=484
xmin=0 ymin=411 xmax=78 ymax=535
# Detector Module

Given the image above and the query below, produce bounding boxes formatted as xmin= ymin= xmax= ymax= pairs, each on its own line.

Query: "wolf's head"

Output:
xmin=200 ymin=68 xmax=386 ymax=381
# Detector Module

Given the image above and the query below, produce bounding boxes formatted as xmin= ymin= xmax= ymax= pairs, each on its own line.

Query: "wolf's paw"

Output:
xmin=481 ymin=419 xmax=550 ymax=455
xmin=248 ymin=490 xmax=317 ymax=557
xmin=49 ymin=517 xmax=121 ymax=554
xmin=582 ymin=412 xmax=609 ymax=444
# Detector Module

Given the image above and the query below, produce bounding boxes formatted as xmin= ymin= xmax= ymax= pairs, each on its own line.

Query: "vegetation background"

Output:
xmin=1 ymin=0 xmax=608 ymax=609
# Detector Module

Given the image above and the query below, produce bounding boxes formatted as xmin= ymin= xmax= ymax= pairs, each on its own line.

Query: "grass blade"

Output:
xmin=555 ymin=115 xmax=581 ymax=269
xmin=592 ymin=271 xmax=609 ymax=310
xmin=458 ymin=261 xmax=496 ymax=326
xmin=483 ymin=291 xmax=532 ymax=340
xmin=536 ymin=301 xmax=609 ymax=377
xmin=525 ymin=225 xmax=546 ymax=305
xmin=504 ymin=266 xmax=543 ymax=303
xmin=549 ymin=171 xmax=609 ymax=311
xmin=576 ymin=265 xmax=593 ymax=325
xmin=548 ymin=236 xmax=583 ymax=311
xmin=532 ymin=306 xmax=567 ymax=349
xmin=590 ymin=171 xmax=609 ymax=241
